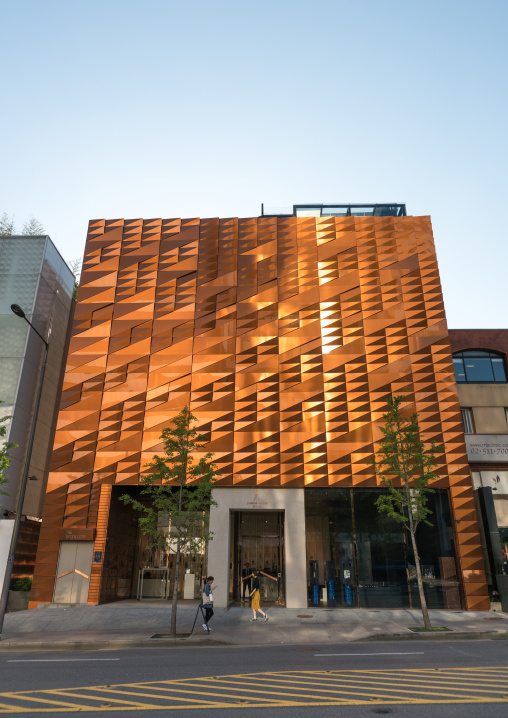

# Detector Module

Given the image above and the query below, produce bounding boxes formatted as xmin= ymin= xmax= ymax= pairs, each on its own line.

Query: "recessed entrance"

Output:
xmin=229 ymin=511 xmax=285 ymax=605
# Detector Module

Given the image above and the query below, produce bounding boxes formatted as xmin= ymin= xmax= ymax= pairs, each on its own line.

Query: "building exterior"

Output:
xmin=0 ymin=236 xmax=74 ymax=585
xmin=30 ymin=207 xmax=489 ymax=610
xmin=449 ymin=329 xmax=508 ymax=608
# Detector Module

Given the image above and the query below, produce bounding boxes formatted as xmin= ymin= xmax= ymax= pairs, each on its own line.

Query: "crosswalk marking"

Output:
xmin=0 ymin=667 xmax=507 ymax=712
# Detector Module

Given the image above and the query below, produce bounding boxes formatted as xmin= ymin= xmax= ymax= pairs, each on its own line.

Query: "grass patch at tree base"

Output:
xmin=409 ymin=626 xmax=452 ymax=632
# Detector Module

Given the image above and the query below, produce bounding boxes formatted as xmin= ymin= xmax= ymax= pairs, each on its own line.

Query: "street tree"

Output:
xmin=120 ymin=406 xmax=219 ymax=637
xmin=22 ymin=217 xmax=45 ymax=235
xmin=67 ymin=258 xmax=82 ymax=300
xmin=373 ymin=395 xmax=443 ymax=630
xmin=0 ymin=213 xmax=15 ymax=236
xmin=0 ymin=404 xmax=16 ymax=509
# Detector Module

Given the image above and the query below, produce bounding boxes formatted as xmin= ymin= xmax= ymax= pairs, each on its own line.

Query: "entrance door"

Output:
xmin=230 ymin=511 xmax=285 ymax=605
xmin=53 ymin=541 xmax=93 ymax=603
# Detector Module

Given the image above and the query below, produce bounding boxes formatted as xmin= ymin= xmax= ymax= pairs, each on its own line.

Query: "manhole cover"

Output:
xmin=297 ymin=614 xmax=314 ymax=618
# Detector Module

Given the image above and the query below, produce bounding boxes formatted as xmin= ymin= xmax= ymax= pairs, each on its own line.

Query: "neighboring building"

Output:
xmin=0 ymin=236 xmax=74 ymax=585
xmin=30 ymin=207 xmax=489 ymax=610
xmin=450 ymin=329 xmax=508 ymax=608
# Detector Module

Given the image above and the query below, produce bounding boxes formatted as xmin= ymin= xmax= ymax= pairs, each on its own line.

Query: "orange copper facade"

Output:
xmin=30 ymin=215 xmax=489 ymax=609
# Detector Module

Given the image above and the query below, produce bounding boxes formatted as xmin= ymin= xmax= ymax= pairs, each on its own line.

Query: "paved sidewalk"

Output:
xmin=1 ymin=601 xmax=508 ymax=652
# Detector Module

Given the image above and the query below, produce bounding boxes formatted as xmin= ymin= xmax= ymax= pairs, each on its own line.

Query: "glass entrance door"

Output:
xmin=230 ymin=511 xmax=285 ymax=605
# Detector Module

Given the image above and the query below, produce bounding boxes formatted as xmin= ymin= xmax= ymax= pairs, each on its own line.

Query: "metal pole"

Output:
xmin=0 ymin=313 xmax=49 ymax=637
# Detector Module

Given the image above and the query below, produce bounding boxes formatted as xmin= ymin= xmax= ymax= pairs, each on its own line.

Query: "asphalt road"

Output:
xmin=0 ymin=640 xmax=507 ymax=716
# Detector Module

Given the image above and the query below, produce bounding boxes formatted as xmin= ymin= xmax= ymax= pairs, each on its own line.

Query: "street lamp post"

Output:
xmin=0 ymin=304 xmax=49 ymax=636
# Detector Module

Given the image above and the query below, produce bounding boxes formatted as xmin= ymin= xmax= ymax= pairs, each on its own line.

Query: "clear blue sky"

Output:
xmin=1 ymin=0 xmax=506 ymax=328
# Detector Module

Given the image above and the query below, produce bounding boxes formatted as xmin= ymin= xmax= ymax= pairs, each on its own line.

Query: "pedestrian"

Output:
xmin=241 ymin=562 xmax=252 ymax=601
xmin=250 ymin=569 xmax=269 ymax=622
xmin=201 ymin=576 xmax=216 ymax=632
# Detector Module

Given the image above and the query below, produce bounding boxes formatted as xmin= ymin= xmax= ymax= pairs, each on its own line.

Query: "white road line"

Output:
xmin=315 ymin=652 xmax=425 ymax=656
xmin=7 ymin=658 xmax=121 ymax=662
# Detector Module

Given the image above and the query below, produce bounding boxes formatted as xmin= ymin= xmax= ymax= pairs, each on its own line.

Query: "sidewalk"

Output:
xmin=1 ymin=601 xmax=508 ymax=652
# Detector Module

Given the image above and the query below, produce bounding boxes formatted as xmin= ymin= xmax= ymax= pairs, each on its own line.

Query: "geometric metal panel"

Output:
xmin=30 ymin=215 xmax=489 ymax=610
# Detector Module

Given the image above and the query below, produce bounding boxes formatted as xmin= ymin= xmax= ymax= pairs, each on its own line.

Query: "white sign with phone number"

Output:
xmin=466 ymin=434 xmax=508 ymax=462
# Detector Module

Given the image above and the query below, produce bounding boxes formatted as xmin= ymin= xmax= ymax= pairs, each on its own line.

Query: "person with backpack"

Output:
xmin=201 ymin=576 xmax=216 ymax=632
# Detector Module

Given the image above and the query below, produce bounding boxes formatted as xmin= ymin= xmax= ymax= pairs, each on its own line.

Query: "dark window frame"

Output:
xmin=452 ymin=349 xmax=508 ymax=384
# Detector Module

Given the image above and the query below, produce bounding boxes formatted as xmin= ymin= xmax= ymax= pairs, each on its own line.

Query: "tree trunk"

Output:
xmin=396 ymin=413 xmax=432 ymax=630
xmin=170 ymin=425 xmax=188 ymax=637
xmin=409 ymin=527 xmax=432 ymax=629
xmin=170 ymin=538 xmax=181 ymax=637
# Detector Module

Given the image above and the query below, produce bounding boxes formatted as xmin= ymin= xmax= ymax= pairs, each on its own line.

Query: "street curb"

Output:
xmin=1 ymin=631 xmax=508 ymax=652
xmin=357 ymin=631 xmax=508 ymax=642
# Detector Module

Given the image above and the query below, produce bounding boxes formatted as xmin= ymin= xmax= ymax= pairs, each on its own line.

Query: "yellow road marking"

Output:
xmin=376 ymin=668 xmax=508 ymax=679
xmin=51 ymin=688 xmax=166 ymax=709
xmin=283 ymin=671 xmax=508 ymax=696
xmin=0 ymin=698 xmax=507 ymax=713
xmin=340 ymin=670 xmax=508 ymax=692
xmin=155 ymin=678 xmax=350 ymax=703
xmin=0 ymin=704 xmax=23 ymax=713
xmin=219 ymin=674 xmax=473 ymax=702
xmin=90 ymin=686 xmax=251 ymax=707
xmin=0 ymin=693 xmax=89 ymax=710
xmin=0 ymin=667 xmax=507 ymax=713
xmin=135 ymin=683 xmax=301 ymax=705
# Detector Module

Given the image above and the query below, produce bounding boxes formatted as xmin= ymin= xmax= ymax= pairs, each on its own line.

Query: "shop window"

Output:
xmin=453 ymin=350 xmax=508 ymax=384
xmin=461 ymin=408 xmax=475 ymax=434
xmin=304 ymin=488 xmax=461 ymax=610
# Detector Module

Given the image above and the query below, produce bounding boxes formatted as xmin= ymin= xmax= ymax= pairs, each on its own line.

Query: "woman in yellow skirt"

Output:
xmin=250 ymin=570 xmax=269 ymax=622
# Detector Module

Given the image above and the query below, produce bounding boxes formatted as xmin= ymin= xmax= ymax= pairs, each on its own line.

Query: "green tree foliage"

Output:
xmin=0 ymin=213 xmax=15 ymax=236
xmin=373 ymin=395 xmax=443 ymax=629
xmin=22 ymin=217 xmax=45 ymax=235
xmin=121 ymin=406 xmax=219 ymax=636
xmin=0 ymin=404 xmax=16 ymax=509
xmin=67 ymin=259 xmax=82 ymax=300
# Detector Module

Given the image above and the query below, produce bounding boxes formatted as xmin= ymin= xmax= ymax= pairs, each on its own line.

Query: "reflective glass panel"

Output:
xmin=453 ymin=357 xmax=466 ymax=382
xmin=373 ymin=206 xmax=397 ymax=216
xmin=321 ymin=207 xmax=349 ymax=217
xmin=351 ymin=207 xmax=374 ymax=216
xmin=464 ymin=357 xmax=494 ymax=382
xmin=461 ymin=408 xmax=474 ymax=434
xmin=305 ymin=489 xmax=353 ymax=608
xmin=492 ymin=357 xmax=507 ymax=382
xmin=304 ymin=488 xmax=461 ymax=609
xmin=353 ymin=490 xmax=407 ymax=608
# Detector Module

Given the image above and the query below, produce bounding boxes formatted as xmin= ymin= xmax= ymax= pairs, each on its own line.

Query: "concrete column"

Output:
xmin=208 ymin=487 xmax=307 ymax=609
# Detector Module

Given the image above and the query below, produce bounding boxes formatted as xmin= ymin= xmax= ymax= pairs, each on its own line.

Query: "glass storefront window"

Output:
xmin=304 ymin=488 xmax=461 ymax=610
xmin=354 ymin=490 xmax=408 ymax=608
